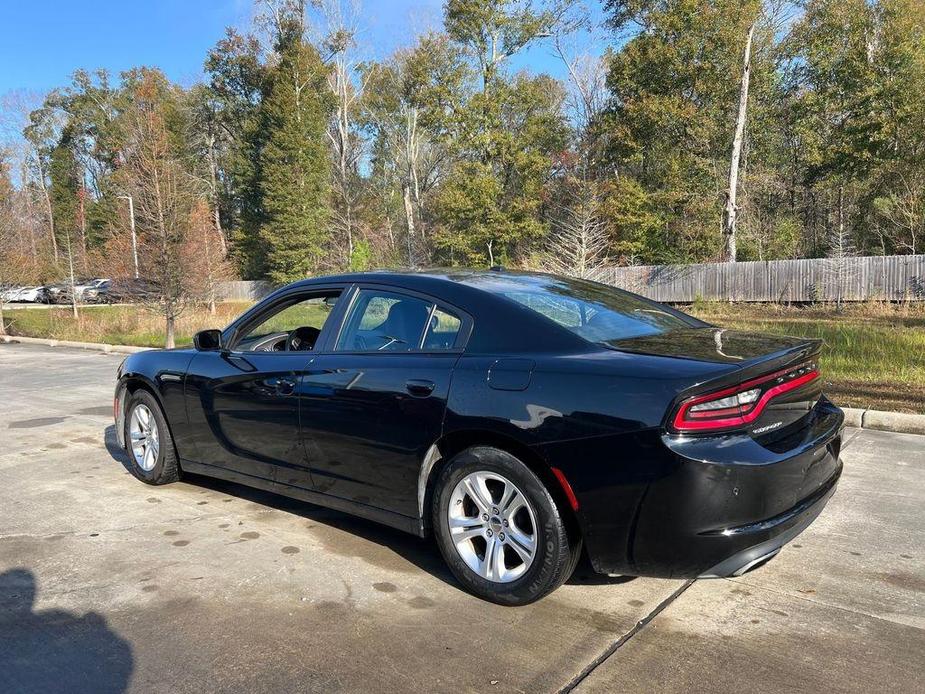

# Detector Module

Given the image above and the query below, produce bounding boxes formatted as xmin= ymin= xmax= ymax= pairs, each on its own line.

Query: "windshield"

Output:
xmin=495 ymin=276 xmax=699 ymax=344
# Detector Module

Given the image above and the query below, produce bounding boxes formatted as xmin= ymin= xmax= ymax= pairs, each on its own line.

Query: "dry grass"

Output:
xmin=686 ymin=301 xmax=925 ymax=414
xmin=4 ymin=303 xmax=253 ymax=348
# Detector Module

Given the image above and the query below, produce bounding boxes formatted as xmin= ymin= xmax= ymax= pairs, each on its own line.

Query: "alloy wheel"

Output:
xmin=447 ymin=471 xmax=538 ymax=583
xmin=129 ymin=403 xmax=160 ymax=472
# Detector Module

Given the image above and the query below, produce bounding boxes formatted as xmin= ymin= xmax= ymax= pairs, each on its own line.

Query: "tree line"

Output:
xmin=1 ymin=0 xmax=923 ymax=296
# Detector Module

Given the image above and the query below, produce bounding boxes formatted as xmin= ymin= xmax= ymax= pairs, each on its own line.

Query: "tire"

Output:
xmin=432 ymin=446 xmax=582 ymax=605
xmin=123 ymin=390 xmax=180 ymax=485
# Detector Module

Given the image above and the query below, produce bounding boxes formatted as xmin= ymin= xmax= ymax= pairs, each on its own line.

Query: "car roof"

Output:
xmin=293 ymin=267 xmax=607 ymax=295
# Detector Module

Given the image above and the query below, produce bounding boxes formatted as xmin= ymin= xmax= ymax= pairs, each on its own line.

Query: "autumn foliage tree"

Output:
xmin=121 ymin=72 xmax=198 ymax=348
xmin=184 ymin=198 xmax=234 ymax=314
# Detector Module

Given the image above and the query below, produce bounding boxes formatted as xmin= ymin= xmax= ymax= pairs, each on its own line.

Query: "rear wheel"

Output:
xmin=433 ymin=446 xmax=581 ymax=605
xmin=124 ymin=390 xmax=180 ymax=485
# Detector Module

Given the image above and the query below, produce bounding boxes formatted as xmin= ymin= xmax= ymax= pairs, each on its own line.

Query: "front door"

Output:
xmin=184 ymin=289 xmax=344 ymax=484
xmin=300 ymin=286 xmax=467 ymax=518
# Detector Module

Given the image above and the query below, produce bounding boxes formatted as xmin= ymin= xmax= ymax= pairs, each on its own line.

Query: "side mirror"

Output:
xmin=193 ymin=329 xmax=224 ymax=352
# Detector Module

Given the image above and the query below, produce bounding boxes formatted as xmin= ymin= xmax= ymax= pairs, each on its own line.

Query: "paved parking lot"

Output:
xmin=1 ymin=342 xmax=922 ymax=693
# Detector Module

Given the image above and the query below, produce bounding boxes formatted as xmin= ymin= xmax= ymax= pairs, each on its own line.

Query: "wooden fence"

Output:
xmin=215 ymin=280 xmax=274 ymax=302
xmin=216 ymin=254 xmax=925 ymax=304
xmin=589 ymin=254 xmax=925 ymax=303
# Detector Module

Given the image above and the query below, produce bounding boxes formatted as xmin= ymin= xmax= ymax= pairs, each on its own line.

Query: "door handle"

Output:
xmin=405 ymin=379 xmax=436 ymax=397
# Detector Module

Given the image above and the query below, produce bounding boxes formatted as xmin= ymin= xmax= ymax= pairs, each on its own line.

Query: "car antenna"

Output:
xmin=489 ymin=265 xmax=505 ymax=272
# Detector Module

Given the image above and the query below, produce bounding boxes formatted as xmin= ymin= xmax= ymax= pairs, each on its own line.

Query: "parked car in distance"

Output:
xmin=82 ymin=279 xmax=112 ymax=303
xmin=45 ymin=281 xmax=74 ymax=304
xmin=114 ymin=269 xmax=844 ymax=605
xmin=102 ymin=278 xmax=158 ymax=304
xmin=1 ymin=285 xmax=48 ymax=303
xmin=0 ymin=285 xmax=20 ymax=303
xmin=12 ymin=286 xmax=48 ymax=303
xmin=44 ymin=277 xmax=115 ymax=304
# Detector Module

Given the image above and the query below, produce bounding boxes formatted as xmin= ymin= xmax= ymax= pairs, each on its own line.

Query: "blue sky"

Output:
xmin=0 ymin=0 xmax=606 ymax=95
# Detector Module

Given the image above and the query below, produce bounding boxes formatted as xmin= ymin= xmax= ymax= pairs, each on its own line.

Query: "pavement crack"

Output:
xmin=840 ymin=428 xmax=863 ymax=451
xmin=557 ymin=579 xmax=695 ymax=693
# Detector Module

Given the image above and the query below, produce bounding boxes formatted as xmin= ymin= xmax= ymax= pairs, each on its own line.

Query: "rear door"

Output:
xmin=299 ymin=285 xmax=470 ymax=518
xmin=183 ymin=287 xmax=346 ymax=484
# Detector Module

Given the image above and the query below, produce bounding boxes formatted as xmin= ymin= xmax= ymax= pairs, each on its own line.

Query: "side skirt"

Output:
xmin=180 ymin=459 xmax=424 ymax=537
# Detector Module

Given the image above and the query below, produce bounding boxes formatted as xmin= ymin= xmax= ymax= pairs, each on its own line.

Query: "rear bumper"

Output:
xmin=583 ymin=398 xmax=844 ymax=577
xmin=699 ymin=459 xmax=839 ymax=577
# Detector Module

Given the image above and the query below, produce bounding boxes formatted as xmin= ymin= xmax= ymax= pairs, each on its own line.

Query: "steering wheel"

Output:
xmin=286 ymin=326 xmax=320 ymax=352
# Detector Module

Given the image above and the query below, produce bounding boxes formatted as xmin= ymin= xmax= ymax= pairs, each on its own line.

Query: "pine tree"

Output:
xmin=258 ymin=22 xmax=334 ymax=284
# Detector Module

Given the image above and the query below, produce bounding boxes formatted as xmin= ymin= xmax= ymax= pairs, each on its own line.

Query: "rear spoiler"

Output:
xmin=665 ymin=338 xmax=823 ymax=432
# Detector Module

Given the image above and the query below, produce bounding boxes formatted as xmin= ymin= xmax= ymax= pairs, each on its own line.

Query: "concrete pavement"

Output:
xmin=1 ymin=342 xmax=922 ymax=693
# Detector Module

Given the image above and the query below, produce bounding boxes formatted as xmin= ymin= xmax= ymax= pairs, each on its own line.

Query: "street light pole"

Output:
xmin=118 ymin=195 xmax=139 ymax=278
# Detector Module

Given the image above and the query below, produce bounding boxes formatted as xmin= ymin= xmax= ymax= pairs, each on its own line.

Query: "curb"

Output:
xmin=843 ymin=407 xmax=925 ymax=437
xmin=3 ymin=334 xmax=924 ymax=437
xmin=1 ymin=334 xmax=151 ymax=354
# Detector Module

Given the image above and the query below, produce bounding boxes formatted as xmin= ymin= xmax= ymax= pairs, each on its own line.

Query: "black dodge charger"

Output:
xmin=114 ymin=270 xmax=843 ymax=604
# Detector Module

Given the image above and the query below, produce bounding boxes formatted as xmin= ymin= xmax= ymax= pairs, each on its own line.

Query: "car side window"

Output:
xmin=236 ymin=293 xmax=341 ymax=352
xmin=336 ymin=289 xmax=451 ymax=352
xmin=423 ymin=307 xmax=462 ymax=350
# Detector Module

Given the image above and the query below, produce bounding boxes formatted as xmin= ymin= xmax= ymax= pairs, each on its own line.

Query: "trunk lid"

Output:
xmin=612 ymin=327 xmax=825 ymax=438
xmin=607 ymin=327 xmax=817 ymax=366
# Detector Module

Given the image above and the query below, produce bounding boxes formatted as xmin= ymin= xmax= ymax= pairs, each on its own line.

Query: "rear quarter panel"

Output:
xmin=444 ymin=349 xmax=737 ymax=571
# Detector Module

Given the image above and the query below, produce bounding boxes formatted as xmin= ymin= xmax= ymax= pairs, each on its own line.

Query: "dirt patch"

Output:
xmin=872 ymin=571 xmax=925 ymax=593
xmin=78 ymin=406 xmax=113 ymax=416
xmin=8 ymin=417 xmax=68 ymax=429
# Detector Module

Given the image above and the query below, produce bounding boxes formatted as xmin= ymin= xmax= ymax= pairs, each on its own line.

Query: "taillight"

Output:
xmin=671 ymin=361 xmax=819 ymax=433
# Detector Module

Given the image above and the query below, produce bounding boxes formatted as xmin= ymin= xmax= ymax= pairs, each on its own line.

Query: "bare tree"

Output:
xmin=0 ymin=152 xmax=15 ymax=335
xmin=723 ymin=17 xmax=757 ymax=262
xmin=824 ymin=185 xmax=857 ymax=311
xmin=362 ymin=34 xmax=464 ymax=267
xmin=184 ymin=198 xmax=234 ymax=315
xmin=123 ymin=78 xmax=195 ymax=348
xmin=185 ymin=89 xmax=229 ymax=255
xmin=61 ymin=221 xmax=79 ymax=319
xmin=318 ymin=0 xmax=368 ymax=267
xmin=875 ymin=172 xmax=923 ymax=255
xmin=26 ymin=144 xmax=59 ymax=263
xmin=550 ymin=2 xmax=606 ymax=145
xmin=543 ymin=189 xmax=609 ymax=279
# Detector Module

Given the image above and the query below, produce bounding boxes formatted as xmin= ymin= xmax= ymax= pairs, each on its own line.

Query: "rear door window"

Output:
xmin=335 ymin=289 xmax=464 ymax=352
xmin=423 ymin=307 xmax=462 ymax=350
xmin=336 ymin=290 xmax=432 ymax=352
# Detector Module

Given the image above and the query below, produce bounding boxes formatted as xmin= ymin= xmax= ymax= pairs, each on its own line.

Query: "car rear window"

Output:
xmin=499 ymin=278 xmax=696 ymax=344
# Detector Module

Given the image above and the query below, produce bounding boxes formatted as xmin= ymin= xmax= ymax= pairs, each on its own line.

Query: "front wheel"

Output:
xmin=432 ymin=446 xmax=581 ymax=605
xmin=124 ymin=390 xmax=180 ymax=485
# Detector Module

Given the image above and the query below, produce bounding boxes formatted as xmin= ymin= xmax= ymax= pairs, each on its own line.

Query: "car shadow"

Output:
xmin=187 ymin=470 xmax=458 ymax=586
xmin=104 ymin=425 xmax=638 ymax=592
xmin=0 ymin=568 xmax=134 ymax=694
xmin=104 ymin=425 xmax=455 ymax=587
xmin=567 ymin=552 xmax=638 ymax=586
xmin=104 ymin=425 xmax=133 ymax=474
